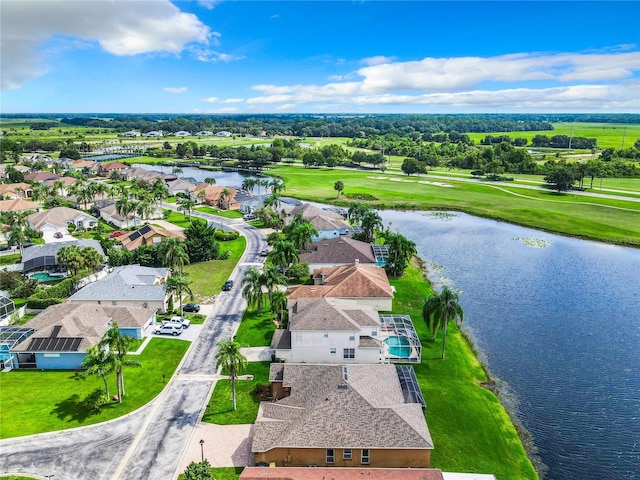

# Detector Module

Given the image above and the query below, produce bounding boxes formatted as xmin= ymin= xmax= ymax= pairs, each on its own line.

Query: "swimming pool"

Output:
xmin=384 ymin=335 xmax=412 ymax=358
xmin=29 ymin=271 xmax=67 ymax=282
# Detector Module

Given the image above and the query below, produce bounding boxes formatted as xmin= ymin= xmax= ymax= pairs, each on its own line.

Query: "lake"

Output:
xmin=378 ymin=210 xmax=640 ymax=480
xmin=131 ymin=164 xmax=250 ymax=188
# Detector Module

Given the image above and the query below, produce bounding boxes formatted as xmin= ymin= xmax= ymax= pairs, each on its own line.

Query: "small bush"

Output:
xmin=344 ymin=192 xmax=378 ymax=201
xmin=214 ymin=230 xmax=239 ymax=241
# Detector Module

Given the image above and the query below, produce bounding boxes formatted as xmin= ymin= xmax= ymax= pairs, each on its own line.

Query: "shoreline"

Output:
xmin=415 ymin=255 xmax=547 ymax=479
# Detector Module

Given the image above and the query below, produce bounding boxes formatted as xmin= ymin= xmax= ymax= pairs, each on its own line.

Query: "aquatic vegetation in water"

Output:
xmin=426 ymin=212 xmax=457 ymax=221
xmin=513 ymin=237 xmax=551 ymax=248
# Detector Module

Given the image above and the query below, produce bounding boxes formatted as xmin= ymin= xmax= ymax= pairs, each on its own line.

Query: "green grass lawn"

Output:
xmin=269 ymin=165 xmax=640 ymax=247
xmin=202 ymin=361 xmax=271 ymax=425
xmin=234 ymin=306 xmax=278 ymax=347
xmin=178 ymin=467 xmax=244 ymax=480
xmin=0 ymin=476 xmax=38 ymax=480
xmin=195 ymin=206 xmax=244 ymax=219
xmin=0 ymin=338 xmax=189 ymax=439
xmin=390 ymin=263 xmax=537 ymax=479
xmin=162 ymin=210 xmax=193 ymax=229
xmin=0 ymin=253 xmax=21 ymax=266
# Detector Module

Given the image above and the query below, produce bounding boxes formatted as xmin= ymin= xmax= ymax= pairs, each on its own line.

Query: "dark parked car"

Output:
xmin=54 ymin=232 xmax=64 ymax=238
xmin=183 ymin=303 xmax=200 ymax=313
xmin=222 ymin=280 xmax=234 ymax=291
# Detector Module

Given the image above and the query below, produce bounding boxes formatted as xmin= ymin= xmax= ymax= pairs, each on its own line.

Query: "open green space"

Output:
xmin=178 ymin=467 xmax=244 ymax=480
xmin=0 ymin=338 xmax=189 ymax=439
xmin=465 ymin=122 xmax=640 ymax=150
xmin=202 ymin=361 xmax=271 ymax=425
xmin=0 ymin=476 xmax=38 ymax=480
xmin=234 ymin=306 xmax=277 ymax=347
xmin=269 ymin=165 xmax=640 ymax=247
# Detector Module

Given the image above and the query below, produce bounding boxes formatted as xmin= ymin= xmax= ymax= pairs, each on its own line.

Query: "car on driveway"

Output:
xmin=109 ymin=231 xmax=125 ymax=238
xmin=54 ymin=232 xmax=64 ymax=239
xmin=183 ymin=303 xmax=200 ymax=313
xmin=153 ymin=324 xmax=182 ymax=336
xmin=260 ymin=248 xmax=269 ymax=257
xmin=243 ymin=214 xmax=256 ymax=221
xmin=222 ymin=280 xmax=234 ymax=291
xmin=163 ymin=315 xmax=191 ymax=328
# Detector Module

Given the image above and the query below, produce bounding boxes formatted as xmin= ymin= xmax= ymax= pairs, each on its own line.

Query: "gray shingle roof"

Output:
xmin=68 ymin=265 xmax=168 ymax=302
xmin=299 ymin=237 xmax=377 ymax=265
xmin=28 ymin=207 xmax=97 ymax=229
xmin=289 ymin=298 xmax=380 ymax=331
xmin=253 ymin=364 xmax=433 ymax=452
xmin=271 ymin=329 xmax=291 ymax=350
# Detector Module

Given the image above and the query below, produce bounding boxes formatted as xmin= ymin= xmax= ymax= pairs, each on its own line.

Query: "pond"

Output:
xmin=131 ymin=164 xmax=252 ymax=188
xmin=378 ymin=210 xmax=640 ymax=480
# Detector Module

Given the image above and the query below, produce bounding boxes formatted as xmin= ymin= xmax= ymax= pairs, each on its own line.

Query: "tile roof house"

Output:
xmin=271 ymin=297 xmax=383 ymax=364
xmin=119 ymin=224 xmax=185 ymax=251
xmin=0 ymin=198 xmax=40 ymax=213
xmin=288 ymin=263 xmax=394 ymax=312
xmin=10 ymin=303 xmax=156 ymax=369
xmin=252 ymin=363 xmax=432 ymax=468
xmin=68 ymin=264 xmax=169 ymax=313
xmin=28 ymin=207 xmax=98 ymax=233
xmin=281 ymin=203 xmax=351 ymax=242
xmin=166 ymin=178 xmax=197 ymax=196
xmin=191 ymin=184 xmax=240 ymax=210
xmin=0 ymin=183 xmax=34 ymax=200
xmin=67 ymin=159 xmax=100 ymax=174
xmin=98 ymin=202 xmax=163 ymax=229
xmin=99 ymin=162 xmax=128 ymax=177
xmin=240 ymin=467 xmax=445 ymax=480
xmin=299 ymin=237 xmax=378 ymax=270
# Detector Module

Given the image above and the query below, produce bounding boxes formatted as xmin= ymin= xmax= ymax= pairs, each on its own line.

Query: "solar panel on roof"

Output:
xmin=128 ymin=231 xmax=141 ymax=241
xmin=139 ymin=225 xmax=152 ymax=235
xmin=27 ymin=337 xmax=83 ymax=352
xmin=50 ymin=325 xmax=62 ymax=338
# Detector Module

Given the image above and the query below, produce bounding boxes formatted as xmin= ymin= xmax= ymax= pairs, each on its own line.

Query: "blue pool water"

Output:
xmin=384 ymin=336 xmax=412 ymax=358
xmin=29 ymin=272 xmax=66 ymax=282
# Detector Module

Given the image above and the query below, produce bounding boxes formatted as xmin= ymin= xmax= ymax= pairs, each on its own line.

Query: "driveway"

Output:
xmin=179 ymin=422 xmax=254 ymax=470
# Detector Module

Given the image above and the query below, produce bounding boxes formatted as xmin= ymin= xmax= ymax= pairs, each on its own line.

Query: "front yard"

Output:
xmin=0 ymin=338 xmax=189 ymax=439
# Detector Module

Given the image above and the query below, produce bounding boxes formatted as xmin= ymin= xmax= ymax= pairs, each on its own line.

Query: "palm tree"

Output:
xmin=8 ymin=223 xmax=28 ymax=257
xmin=241 ymin=267 xmax=266 ymax=315
xmin=204 ymin=177 xmax=216 ymax=185
xmin=219 ymin=187 xmax=232 ymax=210
xmin=81 ymin=344 xmax=115 ymax=398
xmin=422 ymin=286 xmax=464 ymax=360
xmin=159 ymin=237 xmax=189 ymax=273
xmin=57 ymin=244 xmax=84 ymax=276
xmin=287 ymin=221 xmax=318 ymax=253
xmin=270 ymin=178 xmax=286 ymax=196
xmin=268 ymin=240 xmax=299 ymax=271
xmin=115 ymin=197 xmax=135 ymax=228
xmin=262 ymin=264 xmax=287 ymax=305
xmin=383 ymin=230 xmax=417 ymax=277
xmin=172 ymin=167 xmax=183 ymax=175
xmin=270 ymin=289 xmax=288 ymax=325
xmin=99 ymin=324 xmax=141 ymax=402
xmin=215 ymin=337 xmax=247 ymax=411
xmin=241 ymin=177 xmax=257 ymax=193
xmin=177 ymin=197 xmax=196 ymax=218
xmin=334 ymin=180 xmax=344 ymax=198
xmin=359 ymin=210 xmax=383 ymax=243
xmin=81 ymin=246 xmax=104 ymax=273
xmin=166 ymin=272 xmax=193 ymax=316
xmin=52 ymin=180 xmax=65 ymax=197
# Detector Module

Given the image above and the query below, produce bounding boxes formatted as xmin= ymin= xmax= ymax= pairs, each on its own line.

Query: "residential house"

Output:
xmin=0 ymin=199 xmax=40 ymax=213
xmin=191 ymin=184 xmax=240 ymax=210
xmin=0 ymin=183 xmax=34 ymax=200
xmin=282 ymin=203 xmax=351 ymax=242
xmin=9 ymin=303 xmax=156 ymax=369
xmin=215 ymin=131 xmax=232 ymax=137
xmin=288 ymin=263 xmax=394 ymax=312
xmin=68 ymin=264 xmax=169 ymax=313
xmin=121 ymin=131 xmax=140 ymax=137
xmin=24 ymin=171 xmax=61 ymax=183
xmin=98 ymin=201 xmax=163 ymax=229
xmin=99 ymin=162 xmax=128 ymax=178
xmin=166 ymin=178 xmax=197 ymax=197
xmin=252 ymin=363 xmax=433 ymax=468
xmin=28 ymin=207 xmax=98 ymax=237
xmin=119 ymin=224 xmax=185 ymax=252
xmin=173 ymin=131 xmax=191 ymax=137
xmin=240 ymin=467 xmax=447 ymax=480
xmin=299 ymin=236 xmax=383 ymax=270
xmin=21 ymin=239 xmax=105 ymax=273
xmin=44 ymin=176 xmax=77 ymax=196
xmin=67 ymin=159 xmax=100 ymax=175
xmin=195 ymin=131 xmax=214 ymax=137
xmin=143 ymin=131 xmax=163 ymax=137
xmin=271 ymin=297 xmax=383 ymax=364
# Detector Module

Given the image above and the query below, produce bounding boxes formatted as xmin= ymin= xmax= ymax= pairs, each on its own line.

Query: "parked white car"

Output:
xmin=162 ymin=315 xmax=191 ymax=329
xmin=153 ymin=324 xmax=182 ymax=336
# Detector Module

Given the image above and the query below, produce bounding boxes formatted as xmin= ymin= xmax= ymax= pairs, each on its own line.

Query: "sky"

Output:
xmin=1 ymin=0 xmax=639 ymax=114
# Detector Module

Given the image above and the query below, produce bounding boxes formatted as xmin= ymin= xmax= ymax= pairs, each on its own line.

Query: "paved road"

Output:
xmin=0 ymin=207 xmax=265 ymax=480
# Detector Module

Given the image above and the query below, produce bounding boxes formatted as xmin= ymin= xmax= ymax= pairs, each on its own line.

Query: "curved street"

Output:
xmin=0 ymin=208 xmax=265 ymax=480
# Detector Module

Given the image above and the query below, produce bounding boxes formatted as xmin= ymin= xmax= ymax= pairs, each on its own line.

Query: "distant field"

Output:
xmin=466 ymin=122 xmax=640 ymax=150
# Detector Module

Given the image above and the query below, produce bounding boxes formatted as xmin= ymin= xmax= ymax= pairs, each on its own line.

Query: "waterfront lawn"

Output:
xmin=202 ymin=361 xmax=270 ymax=425
xmin=270 ymin=165 xmax=640 ymax=247
xmin=0 ymin=338 xmax=189 ymax=439
xmin=390 ymin=263 xmax=537 ymax=480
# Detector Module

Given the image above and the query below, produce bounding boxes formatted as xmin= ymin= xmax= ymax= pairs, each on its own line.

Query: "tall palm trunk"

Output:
xmin=102 ymin=374 xmax=110 ymax=398
xmin=441 ymin=321 xmax=448 ymax=360
xmin=231 ymin=375 xmax=237 ymax=410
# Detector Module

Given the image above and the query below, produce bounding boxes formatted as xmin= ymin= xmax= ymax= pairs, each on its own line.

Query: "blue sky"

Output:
xmin=1 ymin=0 xmax=639 ymax=114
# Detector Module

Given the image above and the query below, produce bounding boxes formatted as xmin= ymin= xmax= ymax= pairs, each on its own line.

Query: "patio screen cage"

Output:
xmin=0 ymin=296 xmax=15 ymax=319
xmin=378 ymin=314 xmax=422 ymax=363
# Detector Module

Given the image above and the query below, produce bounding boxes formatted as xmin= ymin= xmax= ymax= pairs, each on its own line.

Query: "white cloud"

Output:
xmin=199 ymin=97 xmax=220 ymax=103
xmin=222 ymin=98 xmax=244 ymax=104
xmin=165 ymin=87 xmax=188 ymax=94
xmin=1 ymin=0 xmax=212 ymax=90
xmin=198 ymin=0 xmax=222 ymax=10
xmin=204 ymin=107 xmax=240 ymax=113
xmin=199 ymin=96 xmax=245 ymax=104
xmin=361 ymin=55 xmax=396 ymax=66
xmin=276 ymin=104 xmax=297 ymax=111
xmin=191 ymin=48 xmax=244 ymax=63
